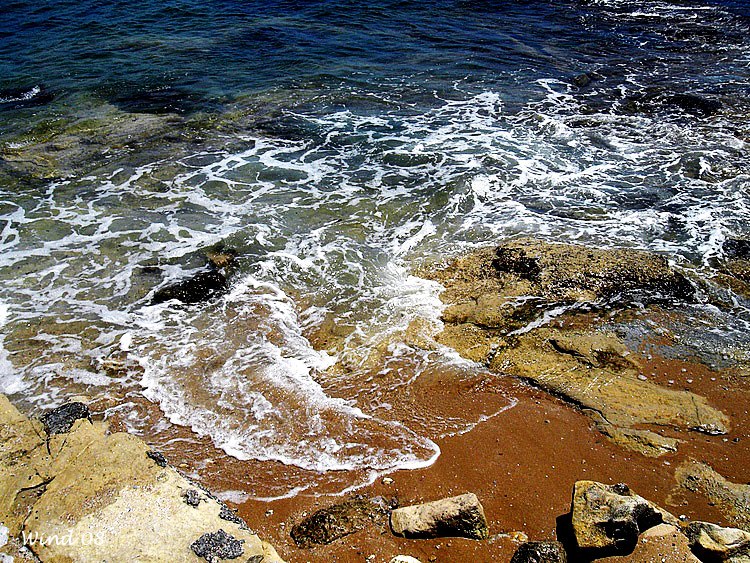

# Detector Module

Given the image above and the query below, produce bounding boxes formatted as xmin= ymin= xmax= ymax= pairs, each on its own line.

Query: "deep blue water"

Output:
xmin=2 ymin=0 xmax=748 ymax=122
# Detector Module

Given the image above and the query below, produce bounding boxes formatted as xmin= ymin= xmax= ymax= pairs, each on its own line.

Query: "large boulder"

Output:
xmin=510 ymin=541 xmax=568 ymax=562
xmin=570 ymin=481 xmax=679 ymax=557
xmin=389 ymin=493 xmax=488 ymax=540
xmin=685 ymin=522 xmax=750 ymax=562
xmin=0 ymin=395 xmax=284 ymax=563
xmin=290 ymin=497 xmax=389 ymax=548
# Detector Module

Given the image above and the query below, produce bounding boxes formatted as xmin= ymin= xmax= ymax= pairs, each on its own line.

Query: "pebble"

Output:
xmin=638 ymin=374 xmax=648 ymax=381
xmin=382 ymin=477 xmax=394 ymax=485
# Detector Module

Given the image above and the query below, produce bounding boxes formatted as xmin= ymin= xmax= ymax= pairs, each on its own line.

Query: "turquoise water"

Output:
xmin=1 ymin=0 xmax=749 ymax=496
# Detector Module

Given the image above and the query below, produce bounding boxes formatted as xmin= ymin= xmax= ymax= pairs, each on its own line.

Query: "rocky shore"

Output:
xmin=2 ymin=237 xmax=749 ymax=562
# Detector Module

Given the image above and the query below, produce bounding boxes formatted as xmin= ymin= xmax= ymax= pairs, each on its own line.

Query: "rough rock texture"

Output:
xmin=716 ymin=238 xmax=750 ymax=299
xmin=40 ymin=402 xmax=90 ymax=435
xmin=597 ymin=523 xmax=701 ymax=563
xmin=490 ymin=328 xmax=728 ymax=447
xmin=191 ymin=529 xmax=245 ymax=562
xmin=423 ymin=238 xmax=729 ymax=456
xmin=510 ymin=540 xmax=568 ymax=562
xmin=0 ymin=394 xmax=284 ymax=563
xmin=389 ymin=493 xmax=489 ymax=540
xmin=290 ymin=497 xmax=389 ymax=548
xmin=152 ymin=270 xmax=228 ymax=304
xmin=570 ymin=481 xmax=679 ymax=557
xmin=675 ymin=462 xmax=750 ymax=532
xmin=685 ymin=522 xmax=750 ymax=563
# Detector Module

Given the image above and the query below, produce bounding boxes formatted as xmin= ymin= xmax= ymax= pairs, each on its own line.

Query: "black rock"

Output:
xmin=665 ymin=94 xmax=722 ymax=117
xmin=723 ymin=238 xmax=750 ymax=260
xmin=147 ymin=450 xmax=168 ymax=467
xmin=219 ymin=504 xmax=245 ymax=526
xmin=511 ymin=541 xmax=568 ymax=563
xmin=151 ymin=270 xmax=228 ymax=305
xmin=492 ymin=247 xmax=542 ymax=281
xmin=190 ymin=529 xmax=244 ymax=561
xmin=41 ymin=402 xmax=90 ymax=435
xmin=183 ymin=489 xmax=203 ymax=508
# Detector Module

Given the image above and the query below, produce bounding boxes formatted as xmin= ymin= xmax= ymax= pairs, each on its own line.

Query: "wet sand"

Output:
xmin=149 ymin=350 xmax=746 ymax=563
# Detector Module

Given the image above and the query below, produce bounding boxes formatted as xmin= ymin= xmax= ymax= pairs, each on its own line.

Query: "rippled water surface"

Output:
xmin=1 ymin=0 xmax=749 ymax=496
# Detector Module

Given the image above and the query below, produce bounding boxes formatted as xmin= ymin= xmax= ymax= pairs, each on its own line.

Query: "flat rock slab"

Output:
xmin=389 ymin=493 xmax=489 ymax=540
xmin=0 ymin=394 xmax=285 ymax=563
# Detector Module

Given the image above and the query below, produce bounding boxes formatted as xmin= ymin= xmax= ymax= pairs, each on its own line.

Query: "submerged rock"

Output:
xmin=570 ymin=481 xmax=679 ymax=557
xmin=290 ymin=497 xmax=388 ymax=548
xmin=152 ymin=270 xmax=228 ymax=305
xmin=675 ymin=462 xmax=750 ymax=532
xmin=510 ymin=541 xmax=568 ymax=563
xmin=685 ymin=522 xmax=750 ymax=563
xmin=40 ymin=402 xmax=90 ymax=435
xmin=389 ymin=493 xmax=488 ymax=540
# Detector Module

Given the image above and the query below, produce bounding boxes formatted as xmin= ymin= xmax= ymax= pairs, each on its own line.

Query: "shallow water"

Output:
xmin=1 ymin=0 xmax=749 ymax=496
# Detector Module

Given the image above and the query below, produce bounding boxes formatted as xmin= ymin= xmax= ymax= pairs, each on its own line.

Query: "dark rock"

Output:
xmin=492 ymin=246 xmax=541 ymax=281
xmin=511 ymin=541 xmax=568 ymax=563
xmin=665 ymin=94 xmax=722 ymax=117
xmin=571 ymin=71 xmax=603 ymax=89
xmin=190 ymin=529 xmax=244 ymax=561
xmin=151 ymin=270 xmax=228 ymax=305
xmin=723 ymin=239 xmax=750 ymax=260
xmin=146 ymin=450 xmax=168 ymax=467
xmin=41 ymin=402 xmax=90 ymax=435
xmin=183 ymin=489 xmax=203 ymax=507
xmin=291 ymin=497 xmax=388 ymax=548
xmin=219 ymin=503 xmax=245 ymax=526
xmin=389 ymin=493 xmax=489 ymax=540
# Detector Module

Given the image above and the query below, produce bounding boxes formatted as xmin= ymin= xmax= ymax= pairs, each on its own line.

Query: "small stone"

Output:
xmin=183 ymin=489 xmax=202 ymax=507
xmin=510 ymin=541 xmax=567 ymax=563
xmin=190 ymin=529 xmax=244 ymax=561
xmin=390 ymin=493 xmax=489 ymax=540
xmin=638 ymin=374 xmax=648 ymax=381
xmin=146 ymin=450 xmax=168 ymax=467
xmin=390 ymin=556 xmax=422 ymax=563
xmin=382 ymin=477 xmax=394 ymax=485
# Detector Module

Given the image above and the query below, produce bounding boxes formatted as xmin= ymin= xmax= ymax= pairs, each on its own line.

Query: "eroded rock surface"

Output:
xmin=290 ymin=497 xmax=389 ymax=548
xmin=0 ymin=394 xmax=284 ymax=563
xmin=423 ymin=238 xmax=729 ymax=455
xmin=685 ymin=522 xmax=750 ymax=563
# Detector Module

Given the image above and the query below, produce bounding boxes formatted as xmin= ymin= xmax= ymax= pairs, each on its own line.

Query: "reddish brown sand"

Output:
xmin=100 ymin=345 xmax=750 ymax=563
